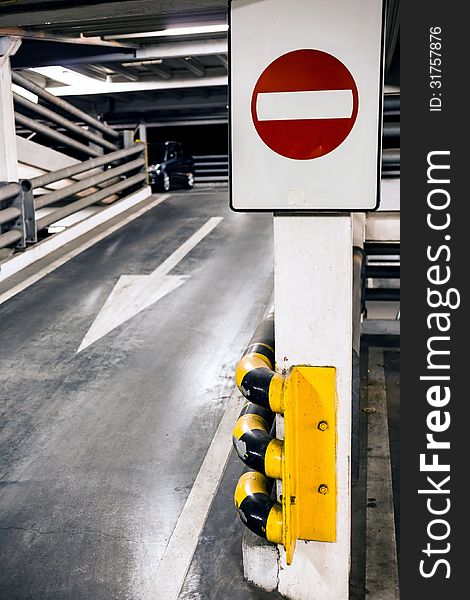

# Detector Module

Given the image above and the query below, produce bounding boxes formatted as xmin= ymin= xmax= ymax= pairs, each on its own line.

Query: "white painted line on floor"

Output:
xmin=146 ymin=389 xmax=244 ymax=600
xmin=154 ymin=216 xmax=223 ymax=277
xmin=77 ymin=216 xmax=223 ymax=352
xmin=256 ymin=89 xmax=353 ymax=121
xmin=0 ymin=190 xmax=169 ymax=306
xmin=366 ymin=348 xmax=399 ymax=600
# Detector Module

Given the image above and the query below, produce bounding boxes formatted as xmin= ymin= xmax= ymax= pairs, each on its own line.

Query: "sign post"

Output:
xmin=230 ymin=1 xmax=385 ymax=598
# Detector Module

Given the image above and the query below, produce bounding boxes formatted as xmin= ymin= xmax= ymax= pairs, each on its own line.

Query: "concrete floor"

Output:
xmin=0 ymin=189 xmax=274 ymax=599
xmin=0 ymin=188 xmax=400 ymax=599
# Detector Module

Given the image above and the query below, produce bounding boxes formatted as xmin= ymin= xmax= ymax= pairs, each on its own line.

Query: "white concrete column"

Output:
xmin=274 ymin=215 xmax=353 ymax=600
xmin=0 ymin=37 xmax=21 ymax=182
xmin=352 ymin=213 xmax=366 ymax=249
xmin=122 ymin=129 xmax=135 ymax=148
xmin=138 ymin=122 xmax=147 ymax=144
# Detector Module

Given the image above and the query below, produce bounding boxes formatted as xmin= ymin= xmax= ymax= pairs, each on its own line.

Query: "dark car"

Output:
xmin=148 ymin=141 xmax=195 ymax=192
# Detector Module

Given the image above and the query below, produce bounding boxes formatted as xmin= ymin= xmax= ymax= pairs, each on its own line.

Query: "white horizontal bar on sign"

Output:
xmin=256 ymin=89 xmax=354 ymax=121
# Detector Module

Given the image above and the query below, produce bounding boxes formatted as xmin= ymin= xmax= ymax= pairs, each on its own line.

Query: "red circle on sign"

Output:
xmin=251 ymin=49 xmax=359 ymax=160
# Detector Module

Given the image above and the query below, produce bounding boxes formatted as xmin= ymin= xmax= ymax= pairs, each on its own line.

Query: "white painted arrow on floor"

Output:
xmin=77 ymin=216 xmax=223 ymax=353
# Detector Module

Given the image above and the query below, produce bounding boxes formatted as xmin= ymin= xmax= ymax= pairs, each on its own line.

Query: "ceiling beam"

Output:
xmin=66 ymin=64 xmax=108 ymax=81
xmin=105 ymin=24 xmax=227 ymax=41
xmin=136 ymin=39 xmax=227 ymax=60
xmin=216 ymin=54 xmax=228 ymax=68
xmin=112 ymin=117 xmax=228 ymax=129
xmin=102 ymin=63 xmax=140 ymax=81
xmin=179 ymin=57 xmax=205 ymax=77
xmin=12 ymin=39 xmax=227 ymax=69
xmin=46 ymin=74 xmax=227 ymax=96
xmin=0 ymin=27 xmax=135 ymax=47
xmin=83 ymin=98 xmax=227 ymax=114
xmin=13 ymin=48 xmax=136 ymax=68
xmin=145 ymin=63 xmax=172 ymax=80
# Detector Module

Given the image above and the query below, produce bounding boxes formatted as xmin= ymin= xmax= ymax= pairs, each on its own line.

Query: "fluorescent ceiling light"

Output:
xmin=29 ymin=66 xmax=98 ymax=87
xmin=12 ymin=83 xmax=38 ymax=103
xmin=107 ymin=24 xmax=228 ymax=40
xmin=122 ymin=59 xmax=164 ymax=67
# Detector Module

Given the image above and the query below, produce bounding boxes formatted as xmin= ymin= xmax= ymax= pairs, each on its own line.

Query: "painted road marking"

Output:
xmin=77 ymin=216 xmax=223 ymax=352
xmin=0 ymin=192 xmax=170 ymax=306
xmin=146 ymin=388 xmax=244 ymax=600
xmin=256 ymin=89 xmax=354 ymax=121
xmin=366 ymin=348 xmax=399 ymax=600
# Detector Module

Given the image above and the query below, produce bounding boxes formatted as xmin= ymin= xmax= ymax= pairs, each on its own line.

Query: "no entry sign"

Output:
xmin=251 ymin=50 xmax=359 ymax=161
xmin=230 ymin=0 xmax=385 ymax=211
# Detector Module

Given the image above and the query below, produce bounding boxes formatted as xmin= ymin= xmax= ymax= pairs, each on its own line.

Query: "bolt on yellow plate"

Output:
xmin=281 ymin=366 xmax=337 ymax=564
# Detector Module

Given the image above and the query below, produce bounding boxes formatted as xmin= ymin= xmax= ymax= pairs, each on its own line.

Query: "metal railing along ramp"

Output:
xmin=193 ymin=155 xmax=228 ymax=185
xmin=1 ymin=73 xmax=149 ymax=253
xmin=12 ymin=71 xmax=120 ymax=159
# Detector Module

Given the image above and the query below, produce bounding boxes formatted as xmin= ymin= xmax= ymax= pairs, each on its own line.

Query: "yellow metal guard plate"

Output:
xmin=282 ymin=366 xmax=337 ymax=564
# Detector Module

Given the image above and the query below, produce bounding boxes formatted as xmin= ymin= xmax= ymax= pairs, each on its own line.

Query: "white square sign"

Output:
xmin=230 ymin=0 xmax=385 ymax=211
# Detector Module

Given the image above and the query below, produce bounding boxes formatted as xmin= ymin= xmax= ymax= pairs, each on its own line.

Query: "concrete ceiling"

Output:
xmin=3 ymin=0 xmax=229 ymax=126
xmin=0 ymin=1 xmax=227 ymax=32
xmin=4 ymin=0 xmax=399 ymax=128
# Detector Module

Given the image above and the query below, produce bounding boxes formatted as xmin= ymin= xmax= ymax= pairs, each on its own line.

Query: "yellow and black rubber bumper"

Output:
xmin=233 ymin=402 xmax=283 ymax=479
xmin=235 ymin=308 xmax=285 ymax=413
xmin=234 ymin=471 xmax=282 ymax=544
xmin=233 ymin=308 xmax=338 ymax=563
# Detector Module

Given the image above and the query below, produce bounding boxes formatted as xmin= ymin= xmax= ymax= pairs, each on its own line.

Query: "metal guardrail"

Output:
xmin=1 ymin=74 xmax=148 ymax=253
xmin=382 ymin=93 xmax=400 ymax=177
xmin=31 ymin=144 xmax=144 ymax=189
xmin=0 ymin=182 xmax=20 ymax=203
xmin=0 ymin=229 xmax=23 ymax=248
xmin=0 ymin=144 xmax=147 ymax=251
xmin=365 ymin=288 xmax=400 ymax=301
xmin=37 ymin=172 xmax=147 ymax=231
xmin=364 ymin=241 xmax=401 ymax=304
xmin=12 ymin=71 xmax=121 ymax=159
xmin=34 ymin=157 xmax=145 ymax=210
xmin=12 ymin=71 xmax=119 ymax=140
xmin=15 ymin=112 xmax=103 ymax=158
xmin=364 ymin=241 xmax=400 ymax=256
xmin=0 ymin=206 xmax=21 ymax=226
xmin=384 ymin=93 xmax=400 ymax=115
xmin=13 ymin=93 xmax=117 ymax=152
xmin=193 ymin=155 xmax=229 ymax=184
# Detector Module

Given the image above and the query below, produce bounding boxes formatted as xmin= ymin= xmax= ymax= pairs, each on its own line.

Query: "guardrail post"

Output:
xmin=7 ymin=181 xmax=28 ymax=248
xmin=20 ymin=180 xmax=37 ymax=245
xmin=0 ymin=181 xmax=29 ymax=249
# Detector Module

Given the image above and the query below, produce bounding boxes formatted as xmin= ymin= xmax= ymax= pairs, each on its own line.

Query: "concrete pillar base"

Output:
xmin=242 ymin=530 xmax=279 ymax=593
